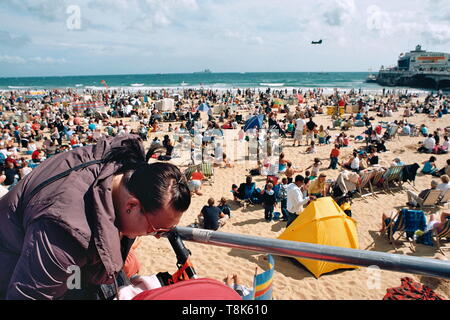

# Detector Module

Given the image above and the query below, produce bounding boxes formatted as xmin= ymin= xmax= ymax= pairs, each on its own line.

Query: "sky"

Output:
xmin=0 ymin=0 xmax=449 ymax=77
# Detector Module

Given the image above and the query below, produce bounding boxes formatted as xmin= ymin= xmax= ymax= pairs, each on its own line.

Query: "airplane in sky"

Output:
xmin=311 ymin=40 xmax=323 ymax=45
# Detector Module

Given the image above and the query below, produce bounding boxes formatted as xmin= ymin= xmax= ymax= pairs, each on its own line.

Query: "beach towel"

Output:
xmin=383 ymin=277 xmax=444 ymax=300
xmin=401 ymin=163 xmax=420 ymax=182
xmin=401 ymin=209 xmax=427 ymax=238
xmin=415 ymin=230 xmax=434 ymax=246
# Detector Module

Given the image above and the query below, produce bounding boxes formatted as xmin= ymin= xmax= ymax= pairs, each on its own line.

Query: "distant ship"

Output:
xmin=194 ymin=69 xmax=212 ymax=74
xmin=365 ymin=74 xmax=378 ymax=83
xmin=376 ymin=45 xmax=450 ymax=89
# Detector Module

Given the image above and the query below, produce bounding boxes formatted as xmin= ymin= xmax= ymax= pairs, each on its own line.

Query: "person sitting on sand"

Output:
xmin=198 ymin=198 xmax=228 ymax=231
xmin=433 ymin=159 xmax=450 ymax=178
xmin=218 ymin=197 xmax=232 ymax=218
xmin=308 ymin=173 xmax=328 ymax=198
xmin=305 ymin=140 xmax=317 ymax=154
xmin=341 ymin=152 xmax=361 ymax=173
xmin=278 ymin=152 xmax=290 ymax=173
xmin=232 ymin=176 xmax=256 ymax=202
xmin=187 ymin=167 xmax=205 ymax=196
xmin=422 ymin=156 xmax=438 ymax=175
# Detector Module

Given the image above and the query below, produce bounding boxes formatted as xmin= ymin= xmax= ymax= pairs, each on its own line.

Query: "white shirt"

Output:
xmin=295 ymin=119 xmax=306 ymax=132
xmin=351 ymin=157 xmax=360 ymax=170
xmin=287 ymin=183 xmax=310 ymax=214
xmin=423 ymin=137 xmax=436 ymax=151
xmin=437 ymin=182 xmax=450 ymax=193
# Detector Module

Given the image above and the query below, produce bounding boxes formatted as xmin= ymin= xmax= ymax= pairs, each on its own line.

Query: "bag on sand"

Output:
xmin=383 ymin=277 xmax=444 ymax=300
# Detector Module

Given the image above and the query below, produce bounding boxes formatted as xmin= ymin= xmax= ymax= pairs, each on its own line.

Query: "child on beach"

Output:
xmin=261 ymin=182 xmax=277 ymax=222
xmin=306 ymin=158 xmax=322 ymax=179
xmin=285 ymin=162 xmax=300 ymax=184
xmin=237 ymin=127 xmax=245 ymax=142
xmin=278 ymin=177 xmax=290 ymax=221
xmin=305 ymin=140 xmax=317 ymax=154
xmin=218 ymin=197 xmax=232 ymax=218
xmin=329 ymin=145 xmax=340 ymax=170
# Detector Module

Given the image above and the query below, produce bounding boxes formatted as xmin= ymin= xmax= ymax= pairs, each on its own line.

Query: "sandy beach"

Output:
xmin=133 ymin=98 xmax=450 ymax=300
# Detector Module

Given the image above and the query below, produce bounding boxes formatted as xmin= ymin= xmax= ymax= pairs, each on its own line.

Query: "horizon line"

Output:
xmin=0 ymin=70 xmax=375 ymax=79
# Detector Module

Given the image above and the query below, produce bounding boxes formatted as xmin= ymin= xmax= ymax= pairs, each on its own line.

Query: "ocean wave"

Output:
xmin=130 ymin=83 xmax=144 ymax=87
xmin=8 ymin=86 xmax=33 ymax=89
xmin=260 ymin=83 xmax=285 ymax=87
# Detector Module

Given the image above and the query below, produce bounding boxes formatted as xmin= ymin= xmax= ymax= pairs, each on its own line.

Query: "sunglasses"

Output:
xmin=144 ymin=214 xmax=175 ymax=237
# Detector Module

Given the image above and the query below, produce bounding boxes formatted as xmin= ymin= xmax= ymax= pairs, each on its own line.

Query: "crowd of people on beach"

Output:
xmin=1 ymin=86 xmax=450 ymax=299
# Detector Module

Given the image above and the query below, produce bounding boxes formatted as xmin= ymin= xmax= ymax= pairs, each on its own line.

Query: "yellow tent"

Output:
xmin=278 ymin=197 xmax=359 ymax=278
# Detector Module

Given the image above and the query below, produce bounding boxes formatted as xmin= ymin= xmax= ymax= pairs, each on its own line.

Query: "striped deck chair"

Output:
xmin=382 ymin=166 xmax=404 ymax=192
xmin=438 ymin=189 xmax=450 ymax=206
xmin=357 ymin=170 xmax=375 ymax=197
xmin=436 ymin=220 xmax=450 ymax=255
xmin=183 ymin=165 xmax=198 ymax=181
xmin=198 ymin=162 xmax=214 ymax=185
xmin=371 ymin=168 xmax=386 ymax=191
xmin=386 ymin=209 xmax=426 ymax=251
xmin=243 ymin=254 xmax=275 ymax=300
xmin=417 ymin=189 xmax=443 ymax=209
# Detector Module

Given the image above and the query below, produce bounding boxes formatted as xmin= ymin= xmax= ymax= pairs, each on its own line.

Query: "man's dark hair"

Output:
xmin=295 ymin=175 xmax=305 ymax=183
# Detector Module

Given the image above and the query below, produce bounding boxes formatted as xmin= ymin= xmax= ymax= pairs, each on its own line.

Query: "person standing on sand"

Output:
xmin=293 ymin=115 xmax=306 ymax=147
xmin=286 ymin=175 xmax=316 ymax=225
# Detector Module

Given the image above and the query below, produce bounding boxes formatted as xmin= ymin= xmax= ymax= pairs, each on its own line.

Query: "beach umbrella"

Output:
xmin=131 ymin=98 xmax=141 ymax=106
xmin=243 ymin=114 xmax=264 ymax=132
xmin=197 ymin=103 xmax=210 ymax=112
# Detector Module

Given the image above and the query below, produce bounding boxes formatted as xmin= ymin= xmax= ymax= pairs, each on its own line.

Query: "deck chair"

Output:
xmin=243 ymin=254 xmax=275 ymax=300
xmin=435 ymin=220 xmax=450 ymax=255
xmin=417 ymin=189 xmax=443 ymax=209
xmin=184 ymin=165 xmax=197 ymax=179
xmin=438 ymin=189 xmax=450 ymax=206
xmin=198 ymin=162 xmax=214 ymax=185
xmin=357 ymin=170 xmax=375 ymax=197
xmin=382 ymin=166 xmax=404 ymax=192
xmin=371 ymin=169 xmax=386 ymax=190
xmin=385 ymin=209 xmax=427 ymax=251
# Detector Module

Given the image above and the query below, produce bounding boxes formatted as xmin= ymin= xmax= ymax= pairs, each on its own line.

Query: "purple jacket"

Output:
xmin=0 ymin=134 xmax=144 ymax=299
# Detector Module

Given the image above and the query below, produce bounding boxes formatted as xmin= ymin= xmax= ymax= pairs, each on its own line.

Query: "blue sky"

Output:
xmin=0 ymin=0 xmax=449 ymax=77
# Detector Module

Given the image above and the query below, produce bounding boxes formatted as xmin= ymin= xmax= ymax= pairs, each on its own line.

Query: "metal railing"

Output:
xmin=171 ymin=227 xmax=450 ymax=280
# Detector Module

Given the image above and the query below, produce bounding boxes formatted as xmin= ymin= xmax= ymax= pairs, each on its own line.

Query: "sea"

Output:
xmin=0 ymin=72 xmax=437 ymax=94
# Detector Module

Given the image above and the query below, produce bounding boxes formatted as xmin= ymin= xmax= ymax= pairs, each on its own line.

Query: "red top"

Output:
xmin=330 ymin=148 xmax=340 ymax=158
xmin=191 ymin=172 xmax=204 ymax=181
xmin=31 ymin=150 xmax=41 ymax=160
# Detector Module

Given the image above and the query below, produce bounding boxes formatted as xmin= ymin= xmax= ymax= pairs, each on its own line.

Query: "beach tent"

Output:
xmin=197 ymin=103 xmax=210 ymax=112
xmin=243 ymin=115 xmax=264 ymax=132
xmin=278 ymin=197 xmax=359 ymax=278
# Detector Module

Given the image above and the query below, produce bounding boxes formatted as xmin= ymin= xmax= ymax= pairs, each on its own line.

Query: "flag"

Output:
xmin=100 ymin=80 xmax=108 ymax=88
xmin=243 ymin=254 xmax=275 ymax=300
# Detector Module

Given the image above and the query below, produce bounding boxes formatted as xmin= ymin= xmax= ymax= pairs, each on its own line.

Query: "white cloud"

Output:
xmin=422 ymin=23 xmax=450 ymax=45
xmin=0 ymin=55 xmax=66 ymax=65
xmin=222 ymin=31 xmax=264 ymax=46
xmin=323 ymin=0 xmax=356 ymax=26
xmin=0 ymin=55 xmax=27 ymax=64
